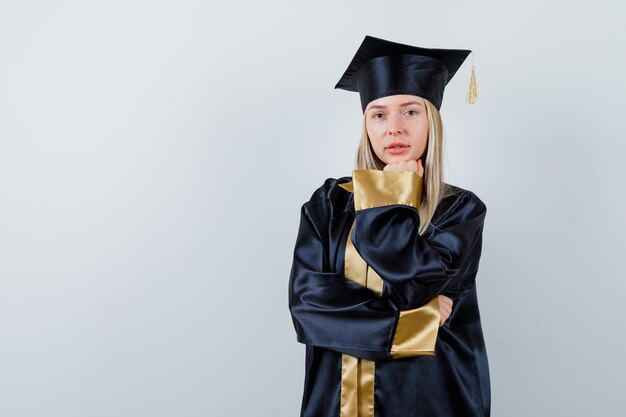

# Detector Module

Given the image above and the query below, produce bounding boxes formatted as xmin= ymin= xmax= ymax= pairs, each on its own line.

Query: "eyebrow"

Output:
xmin=367 ymin=101 xmax=423 ymax=111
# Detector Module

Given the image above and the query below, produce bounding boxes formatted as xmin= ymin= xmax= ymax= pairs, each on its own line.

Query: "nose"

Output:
xmin=387 ymin=113 xmax=402 ymax=135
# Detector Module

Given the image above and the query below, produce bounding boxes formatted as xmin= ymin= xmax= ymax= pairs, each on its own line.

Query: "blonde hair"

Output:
xmin=354 ymin=98 xmax=457 ymax=235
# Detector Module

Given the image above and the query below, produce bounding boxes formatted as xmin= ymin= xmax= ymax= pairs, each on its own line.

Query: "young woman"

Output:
xmin=288 ymin=35 xmax=490 ymax=417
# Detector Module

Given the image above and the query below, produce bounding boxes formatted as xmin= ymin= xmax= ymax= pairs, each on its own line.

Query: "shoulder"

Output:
xmin=430 ymin=183 xmax=487 ymax=230
xmin=441 ymin=183 xmax=487 ymax=211
xmin=302 ymin=175 xmax=353 ymax=223
xmin=303 ymin=176 xmax=351 ymax=206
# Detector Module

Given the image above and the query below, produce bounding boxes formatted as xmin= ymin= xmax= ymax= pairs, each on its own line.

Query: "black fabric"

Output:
xmin=288 ymin=176 xmax=490 ymax=416
xmin=334 ymin=35 xmax=471 ymax=111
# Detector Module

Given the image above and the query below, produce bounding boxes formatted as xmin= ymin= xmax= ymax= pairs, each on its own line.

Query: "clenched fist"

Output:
xmin=383 ymin=158 xmax=424 ymax=177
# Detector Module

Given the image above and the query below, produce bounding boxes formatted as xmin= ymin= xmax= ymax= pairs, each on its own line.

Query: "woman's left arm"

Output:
xmin=350 ymin=169 xmax=487 ymax=311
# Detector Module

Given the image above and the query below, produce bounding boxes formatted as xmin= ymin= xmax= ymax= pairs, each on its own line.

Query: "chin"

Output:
xmin=377 ymin=150 xmax=417 ymax=165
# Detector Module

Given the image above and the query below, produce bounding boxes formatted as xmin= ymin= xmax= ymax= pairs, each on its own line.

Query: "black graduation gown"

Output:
xmin=288 ymin=169 xmax=490 ymax=417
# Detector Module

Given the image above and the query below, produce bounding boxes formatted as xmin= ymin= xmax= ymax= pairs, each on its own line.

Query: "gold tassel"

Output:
xmin=466 ymin=52 xmax=478 ymax=104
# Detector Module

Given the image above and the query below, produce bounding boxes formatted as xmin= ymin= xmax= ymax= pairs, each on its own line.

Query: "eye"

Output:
xmin=406 ymin=109 xmax=418 ymax=116
xmin=372 ymin=112 xmax=384 ymax=119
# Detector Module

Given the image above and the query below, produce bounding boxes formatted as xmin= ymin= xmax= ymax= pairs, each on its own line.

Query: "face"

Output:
xmin=364 ymin=94 xmax=429 ymax=165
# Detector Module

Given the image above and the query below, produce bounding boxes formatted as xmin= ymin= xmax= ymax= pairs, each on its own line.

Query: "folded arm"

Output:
xmin=288 ymin=182 xmax=441 ymax=361
xmin=350 ymin=169 xmax=487 ymax=310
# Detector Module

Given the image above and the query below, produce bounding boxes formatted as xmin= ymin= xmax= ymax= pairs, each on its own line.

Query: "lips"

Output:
xmin=385 ymin=141 xmax=409 ymax=149
xmin=385 ymin=141 xmax=410 ymax=155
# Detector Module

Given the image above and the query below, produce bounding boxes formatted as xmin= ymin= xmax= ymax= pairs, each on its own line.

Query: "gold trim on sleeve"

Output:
xmin=390 ymin=297 xmax=440 ymax=359
xmin=352 ymin=169 xmax=422 ymax=211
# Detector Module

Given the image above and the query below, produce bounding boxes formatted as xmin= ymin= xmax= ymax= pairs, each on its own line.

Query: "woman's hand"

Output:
xmin=438 ymin=295 xmax=453 ymax=327
xmin=383 ymin=158 xmax=424 ymax=177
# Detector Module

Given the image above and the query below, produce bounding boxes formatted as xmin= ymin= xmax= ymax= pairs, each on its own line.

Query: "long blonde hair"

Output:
xmin=354 ymin=98 xmax=457 ymax=235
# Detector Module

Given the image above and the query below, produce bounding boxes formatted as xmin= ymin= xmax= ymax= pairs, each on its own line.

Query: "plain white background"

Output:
xmin=1 ymin=1 xmax=625 ymax=416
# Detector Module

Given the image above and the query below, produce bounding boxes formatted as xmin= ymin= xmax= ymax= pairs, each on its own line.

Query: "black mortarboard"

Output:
xmin=334 ymin=35 xmax=477 ymax=112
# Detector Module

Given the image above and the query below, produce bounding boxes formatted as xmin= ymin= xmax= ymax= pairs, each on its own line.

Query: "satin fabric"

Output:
xmin=341 ymin=202 xmax=440 ymax=417
xmin=355 ymin=54 xmax=448 ymax=112
xmin=288 ymin=175 xmax=490 ymax=417
xmin=333 ymin=35 xmax=472 ymax=112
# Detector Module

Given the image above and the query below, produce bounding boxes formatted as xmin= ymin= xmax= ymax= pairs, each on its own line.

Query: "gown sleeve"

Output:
xmin=350 ymin=169 xmax=487 ymax=311
xmin=288 ymin=180 xmax=441 ymax=362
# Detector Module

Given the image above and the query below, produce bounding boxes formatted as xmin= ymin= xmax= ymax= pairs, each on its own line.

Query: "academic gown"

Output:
xmin=288 ymin=169 xmax=490 ymax=417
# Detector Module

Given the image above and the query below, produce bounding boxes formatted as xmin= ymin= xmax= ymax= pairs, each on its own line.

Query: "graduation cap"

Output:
xmin=334 ymin=35 xmax=478 ymax=112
